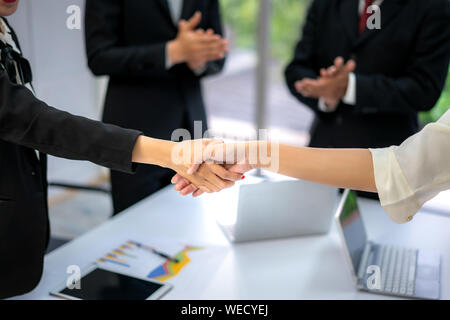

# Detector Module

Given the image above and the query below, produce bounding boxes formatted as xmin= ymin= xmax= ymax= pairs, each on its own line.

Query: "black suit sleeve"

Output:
xmin=0 ymin=70 xmax=141 ymax=173
xmin=284 ymin=0 xmax=321 ymax=113
xmin=85 ymin=0 xmax=168 ymax=78
xmin=355 ymin=1 xmax=450 ymax=115
xmin=195 ymin=0 xmax=226 ymax=78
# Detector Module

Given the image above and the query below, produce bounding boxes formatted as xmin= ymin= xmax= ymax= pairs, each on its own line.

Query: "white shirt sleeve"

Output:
xmin=342 ymin=72 xmax=356 ymax=105
xmin=369 ymin=110 xmax=450 ymax=224
xmin=318 ymin=98 xmax=337 ymax=112
xmin=165 ymin=42 xmax=174 ymax=70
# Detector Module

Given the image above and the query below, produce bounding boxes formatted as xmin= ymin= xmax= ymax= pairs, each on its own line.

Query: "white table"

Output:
xmin=11 ymin=181 xmax=450 ymax=300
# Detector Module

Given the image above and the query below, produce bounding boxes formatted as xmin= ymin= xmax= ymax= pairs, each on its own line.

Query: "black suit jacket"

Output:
xmin=285 ymin=0 xmax=450 ymax=148
xmin=0 ymin=23 xmax=141 ymax=299
xmin=85 ymin=0 xmax=225 ymax=139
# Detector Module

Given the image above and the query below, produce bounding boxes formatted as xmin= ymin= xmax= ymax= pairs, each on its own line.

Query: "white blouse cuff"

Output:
xmin=369 ymin=147 xmax=421 ymax=224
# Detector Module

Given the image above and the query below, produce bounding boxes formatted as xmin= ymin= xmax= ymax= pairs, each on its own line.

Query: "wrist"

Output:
xmin=132 ymin=136 xmax=175 ymax=169
xmin=246 ymin=141 xmax=273 ymax=169
xmin=167 ymin=40 xmax=185 ymax=65
xmin=340 ymin=74 xmax=350 ymax=99
xmin=324 ymin=98 xmax=339 ymax=110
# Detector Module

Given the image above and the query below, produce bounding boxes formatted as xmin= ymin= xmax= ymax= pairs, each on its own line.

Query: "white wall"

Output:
xmin=8 ymin=0 xmax=107 ymax=190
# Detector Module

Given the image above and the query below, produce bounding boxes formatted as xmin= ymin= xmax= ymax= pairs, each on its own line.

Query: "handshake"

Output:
xmin=170 ymin=139 xmax=278 ymax=197
xmin=132 ymin=137 xmax=276 ymax=198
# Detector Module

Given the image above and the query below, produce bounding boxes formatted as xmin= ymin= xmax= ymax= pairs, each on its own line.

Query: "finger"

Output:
xmin=345 ymin=59 xmax=357 ymax=73
xmin=202 ymin=52 xmax=225 ymax=61
xmin=171 ymin=173 xmax=184 ymax=184
xmin=180 ymin=184 xmax=199 ymax=196
xmin=320 ymin=68 xmax=328 ymax=77
xmin=209 ymin=163 xmax=243 ymax=182
xmin=295 ymin=84 xmax=308 ymax=97
xmin=178 ymin=20 xmax=187 ymax=31
xmin=327 ymin=65 xmax=337 ymax=76
xmin=334 ymin=56 xmax=344 ymax=69
xmin=201 ymin=181 xmax=217 ymax=193
xmin=204 ymin=42 xmax=228 ymax=55
xmin=192 ymin=189 xmax=205 ymax=197
xmin=199 ymin=45 xmax=227 ymax=59
xmin=198 ymin=165 xmax=231 ymax=191
xmin=295 ymin=81 xmax=305 ymax=93
xmin=197 ymin=35 xmax=224 ymax=44
xmin=300 ymin=78 xmax=319 ymax=86
xmin=179 ymin=172 xmax=212 ymax=193
xmin=195 ymin=29 xmax=205 ymax=35
xmin=174 ymin=179 xmax=191 ymax=191
xmin=186 ymin=11 xmax=202 ymax=30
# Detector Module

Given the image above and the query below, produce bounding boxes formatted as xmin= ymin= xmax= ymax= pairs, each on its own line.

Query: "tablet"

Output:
xmin=50 ymin=265 xmax=172 ymax=300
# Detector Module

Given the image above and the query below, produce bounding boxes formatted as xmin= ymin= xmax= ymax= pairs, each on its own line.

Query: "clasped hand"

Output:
xmin=171 ymin=141 xmax=256 ymax=197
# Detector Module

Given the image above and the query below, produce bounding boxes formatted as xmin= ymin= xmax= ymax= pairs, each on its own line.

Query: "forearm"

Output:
xmin=87 ymin=43 xmax=168 ymax=78
xmin=255 ymin=143 xmax=377 ymax=192
xmin=132 ymin=136 xmax=175 ymax=169
xmin=0 ymin=72 xmax=142 ymax=173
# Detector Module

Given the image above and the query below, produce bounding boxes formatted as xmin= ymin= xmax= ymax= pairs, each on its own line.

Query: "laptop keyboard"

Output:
xmin=376 ymin=245 xmax=417 ymax=296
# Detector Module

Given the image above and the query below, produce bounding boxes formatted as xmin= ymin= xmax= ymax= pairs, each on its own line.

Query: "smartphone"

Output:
xmin=50 ymin=265 xmax=172 ymax=300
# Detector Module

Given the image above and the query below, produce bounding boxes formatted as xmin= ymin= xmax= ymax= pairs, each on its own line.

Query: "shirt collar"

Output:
xmin=0 ymin=17 xmax=21 ymax=54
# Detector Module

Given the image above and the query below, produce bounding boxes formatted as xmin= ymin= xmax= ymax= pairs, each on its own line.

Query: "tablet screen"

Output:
xmin=59 ymin=267 xmax=164 ymax=300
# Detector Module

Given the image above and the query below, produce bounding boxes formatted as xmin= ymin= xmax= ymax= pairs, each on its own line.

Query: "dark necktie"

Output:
xmin=0 ymin=42 xmax=24 ymax=84
xmin=359 ymin=0 xmax=375 ymax=34
xmin=0 ymin=40 xmax=32 ymax=85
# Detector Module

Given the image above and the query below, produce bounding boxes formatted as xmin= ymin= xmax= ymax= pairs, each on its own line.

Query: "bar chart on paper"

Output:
xmin=147 ymin=246 xmax=202 ymax=281
xmin=95 ymin=237 xmax=228 ymax=297
xmin=97 ymin=240 xmax=202 ymax=282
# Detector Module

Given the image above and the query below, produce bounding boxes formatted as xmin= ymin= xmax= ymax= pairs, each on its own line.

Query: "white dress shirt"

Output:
xmin=370 ymin=109 xmax=450 ymax=224
xmin=318 ymin=0 xmax=384 ymax=112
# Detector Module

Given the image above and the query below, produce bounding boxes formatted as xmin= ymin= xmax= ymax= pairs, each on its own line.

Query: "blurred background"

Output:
xmin=8 ymin=0 xmax=450 ymax=242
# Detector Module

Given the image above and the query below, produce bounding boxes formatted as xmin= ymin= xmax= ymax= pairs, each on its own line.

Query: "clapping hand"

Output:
xmin=167 ymin=11 xmax=228 ymax=72
xmin=295 ymin=57 xmax=356 ymax=109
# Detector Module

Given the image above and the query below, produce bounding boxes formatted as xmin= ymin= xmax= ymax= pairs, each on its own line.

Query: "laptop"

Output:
xmin=217 ymin=179 xmax=338 ymax=243
xmin=335 ymin=189 xmax=441 ymax=299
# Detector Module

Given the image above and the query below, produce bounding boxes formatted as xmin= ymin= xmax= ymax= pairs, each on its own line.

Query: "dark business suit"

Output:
xmin=285 ymin=0 xmax=450 ymax=149
xmin=0 ymin=20 xmax=141 ymax=299
xmin=85 ymin=0 xmax=225 ymax=214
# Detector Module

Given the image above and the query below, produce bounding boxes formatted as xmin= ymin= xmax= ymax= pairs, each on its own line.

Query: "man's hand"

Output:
xmin=295 ymin=57 xmax=356 ymax=108
xmin=167 ymin=11 xmax=228 ymax=71
xmin=132 ymin=137 xmax=242 ymax=195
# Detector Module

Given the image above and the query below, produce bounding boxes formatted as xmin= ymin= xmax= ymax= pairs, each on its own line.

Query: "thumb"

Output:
xmin=185 ymin=11 xmax=202 ymax=30
xmin=178 ymin=19 xmax=187 ymax=32
xmin=187 ymin=164 xmax=201 ymax=175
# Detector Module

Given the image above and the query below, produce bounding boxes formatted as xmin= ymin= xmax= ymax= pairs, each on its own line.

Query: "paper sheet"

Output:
xmin=94 ymin=235 xmax=229 ymax=297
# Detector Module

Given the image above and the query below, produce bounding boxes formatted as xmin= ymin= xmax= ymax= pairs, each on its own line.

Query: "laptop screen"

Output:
xmin=338 ymin=190 xmax=368 ymax=275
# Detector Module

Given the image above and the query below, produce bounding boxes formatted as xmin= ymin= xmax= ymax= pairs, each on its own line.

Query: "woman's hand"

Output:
xmin=171 ymin=142 xmax=258 ymax=197
xmin=132 ymin=136 xmax=242 ymax=194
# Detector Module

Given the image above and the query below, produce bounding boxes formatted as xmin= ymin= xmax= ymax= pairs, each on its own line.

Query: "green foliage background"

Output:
xmin=220 ymin=0 xmax=450 ymax=124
